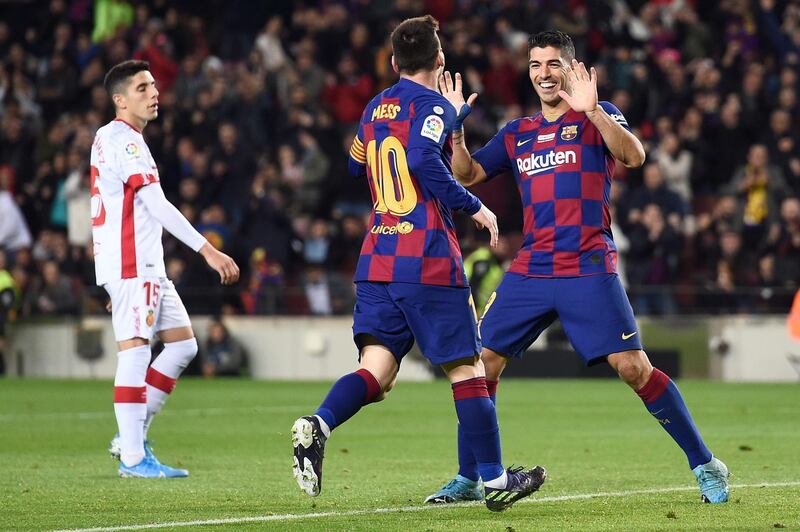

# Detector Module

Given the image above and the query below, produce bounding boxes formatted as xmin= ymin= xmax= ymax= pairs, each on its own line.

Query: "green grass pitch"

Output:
xmin=1 ymin=378 xmax=798 ymax=531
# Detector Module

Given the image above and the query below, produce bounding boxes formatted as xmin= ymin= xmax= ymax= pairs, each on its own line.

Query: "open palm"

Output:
xmin=558 ymin=59 xmax=598 ymax=113
xmin=438 ymin=71 xmax=477 ymax=114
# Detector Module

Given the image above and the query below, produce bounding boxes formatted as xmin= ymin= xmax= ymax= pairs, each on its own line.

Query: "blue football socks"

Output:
xmin=637 ymin=368 xmax=712 ymax=469
xmin=452 ymin=377 xmax=504 ymax=483
xmin=456 ymin=379 xmax=497 ymax=481
xmin=315 ymin=369 xmax=381 ymax=432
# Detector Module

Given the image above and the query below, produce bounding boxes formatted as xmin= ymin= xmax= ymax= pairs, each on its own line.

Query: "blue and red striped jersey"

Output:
xmin=348 ymin=78 xmax=481 ymax=287
xmin=473 ymin=101 xmax=630 ymax=278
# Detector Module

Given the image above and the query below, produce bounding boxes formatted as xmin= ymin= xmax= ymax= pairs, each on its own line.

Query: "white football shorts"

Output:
xmin=104 ymin=277 xmax=191 ymax=342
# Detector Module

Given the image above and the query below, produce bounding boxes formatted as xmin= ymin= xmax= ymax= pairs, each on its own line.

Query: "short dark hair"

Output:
xmin=528 ymin=30 xmax=575 ymax=61
xmin=391 ymin=15 xmax=441 ymax=74
xmin=104 ymin=60 xmax=150 ymax=99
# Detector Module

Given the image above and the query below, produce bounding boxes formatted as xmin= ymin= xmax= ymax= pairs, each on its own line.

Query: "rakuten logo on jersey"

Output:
xmin=516 ymin=149 xmax=577 ymax=176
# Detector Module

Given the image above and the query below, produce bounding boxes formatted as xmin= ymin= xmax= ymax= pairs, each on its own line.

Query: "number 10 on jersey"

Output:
xmin=366 ymin=136 xmax=418 ymax=216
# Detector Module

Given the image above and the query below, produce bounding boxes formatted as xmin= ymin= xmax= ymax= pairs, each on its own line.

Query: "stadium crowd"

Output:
xmin=0 ymin=0 xmax=798 ymax=320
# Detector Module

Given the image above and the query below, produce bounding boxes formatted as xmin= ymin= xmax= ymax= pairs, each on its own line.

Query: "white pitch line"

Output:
xmin=52 ymin=481 xmax=800 ymax=532
xmin=0 ymin=405 xmax=311 ymax=422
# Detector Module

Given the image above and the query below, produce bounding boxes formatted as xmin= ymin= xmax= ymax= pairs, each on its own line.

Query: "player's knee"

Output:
xmin=610 ymin=350 xmax=652 ymax=388
xmin=167 ymin=336 xmax=198 ymax=366
xmin=375 ymin=373 xmax=398 ymax=402
xmin=481 ymin=348 xmax=508 ymax=380
xmin=374 ymin=385 xmax=393 ymax=403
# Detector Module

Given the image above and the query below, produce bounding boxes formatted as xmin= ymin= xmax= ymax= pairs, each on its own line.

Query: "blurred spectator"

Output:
xmin=321 ymin=53 xmax=373 ymax=127
xmin=255 ymin=16 xmax=288 ymax=73
xmin=303 ymin=219 xmax=331 ymax=265
xmin=764 ymin=198 xmax=800 ymax=288
xmin=133 ymin=29 xmax=178 ymax=92
xmin=704 ymin=230 xmax=760 ymax=313
xmin=302 ymin=264 xmax=353 ymax=316
xmin=727 ymin=144 xmax=789 ymax=246
xmin=200 ymin=318 xmax=247 ymax=377
xmin=762 ymin=109 xmax=800 ymax=190
xmin=482 ymin=43 xmax=519 ymax=110
xmin=25 ymin=260 xmax=78 ymax=316
xmin=627 ymin=163 xmax=686 ymax=235
xmin=64 ymin=154 xmax=92 ymax=247
xmin=464 ymin=241 xmax=507 ymax=314
xmin=653 ymin=133 xmax=693 ymax=204
xmin=0 ymin=249 xmax=19 ymax=375
xmin=0 ymin=173 xmax=33 ymax=253
xmin=242 ymin=248 xmax=284 ymax=315
xmin=627 ymin=204 xmax=682 ymax=315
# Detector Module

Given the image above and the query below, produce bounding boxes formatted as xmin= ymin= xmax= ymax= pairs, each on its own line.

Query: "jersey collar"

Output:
xmin=114 ymin=118 xmax=142 ymax=134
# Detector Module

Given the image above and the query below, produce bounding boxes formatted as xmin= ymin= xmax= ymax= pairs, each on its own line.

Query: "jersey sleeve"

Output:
xmin=406 ymin=97 xmax=481 ymax=215
xmin=472 ymin=121 xmax=514 ymax=180
xmin=407 ymin=96 xmax=456 ymax=152
xmin=406 ymin=149 xmax=481 ymax=215
xmin=599 ymin=101 xmax=631 ymax=132
xmin=348 ymin=120 xmax=367 ymax=178
xmin=110 ymin=134 xmax=160 ymax=191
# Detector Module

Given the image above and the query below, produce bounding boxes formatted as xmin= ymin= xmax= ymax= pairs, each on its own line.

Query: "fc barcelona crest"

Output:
xmin=560 ymin=125 xmax=578 ymax=141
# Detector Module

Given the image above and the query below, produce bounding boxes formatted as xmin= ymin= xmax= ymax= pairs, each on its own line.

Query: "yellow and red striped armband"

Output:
xmin=349 ymin=136 xmax=366 ymax=164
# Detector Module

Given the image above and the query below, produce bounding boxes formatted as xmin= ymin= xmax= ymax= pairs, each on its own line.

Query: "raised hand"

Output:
xmin=438 ymin=71 xmax=478 ymax=116
xmin=558 ymin=59 xmax=598 ymax=114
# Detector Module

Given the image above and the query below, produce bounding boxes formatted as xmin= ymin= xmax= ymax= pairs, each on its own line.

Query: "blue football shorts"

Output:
xmin=352 ymin=281 xmax=481 ymax=366
xmin=479 ymin=272 xmax=642 ymax=365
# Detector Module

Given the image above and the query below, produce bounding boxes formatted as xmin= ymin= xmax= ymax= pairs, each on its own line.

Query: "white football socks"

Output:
xmin=484 ymin=469 xmax=508 ymax=489
xmin=143 ymin=337 xmax=197 ymax=439
xmin=114 ymin=345 xmax=151 ymax=467
xmin=314 ymin=415 xmax=331 ymax=438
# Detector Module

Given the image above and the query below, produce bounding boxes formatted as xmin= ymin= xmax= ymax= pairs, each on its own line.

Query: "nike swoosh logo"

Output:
xmin=622 ymin=331 xmax=638 ymax=340
xmin=516 ymin=138 xmax=533 ymax=147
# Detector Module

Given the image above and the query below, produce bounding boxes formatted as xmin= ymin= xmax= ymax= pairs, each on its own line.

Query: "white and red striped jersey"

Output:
xmin=90 ymin=118 xmax=165 ymax=285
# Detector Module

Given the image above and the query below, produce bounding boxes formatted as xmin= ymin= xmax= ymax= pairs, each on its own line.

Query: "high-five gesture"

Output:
xmin=558 ymin=59 xmax=598 ymax=114
xmin=438 ymin=71 xmax=478 ymax=118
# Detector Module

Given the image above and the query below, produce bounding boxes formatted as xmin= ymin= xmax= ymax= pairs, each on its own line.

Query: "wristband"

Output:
xmin=454 ymin=103 xmax=472 ymax=129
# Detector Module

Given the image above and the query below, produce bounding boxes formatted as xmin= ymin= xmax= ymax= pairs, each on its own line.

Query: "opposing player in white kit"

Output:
xmin=92 ymin=60 xmax=240 ymax=477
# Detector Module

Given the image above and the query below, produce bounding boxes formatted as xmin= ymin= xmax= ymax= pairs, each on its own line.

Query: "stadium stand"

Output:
xmin=0 ymin=0 xmax=798 ymax=317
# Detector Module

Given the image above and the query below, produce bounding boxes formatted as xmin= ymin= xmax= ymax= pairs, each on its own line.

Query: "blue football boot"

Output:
xmin=118 ymin=454 xmax=189 ymax=478
xmin=693 ymin=456 xmax=729 ymax=503
xmin=424 ymin=475 xmax=484 ymax=504
xmin=484 ymin=465 xmax=547 ymax=512
xmin=111 ymin=433 xmax=189 ymax=477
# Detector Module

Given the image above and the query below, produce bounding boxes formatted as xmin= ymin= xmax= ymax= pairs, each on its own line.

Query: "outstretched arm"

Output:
xmin=586 ymin=104 xmax=646 ymax=168
xmin=559 ymin=59 xmax=646 ymax=168
xmin=137 ymin=184 xmax=239 ymax=284
xmin=438 ymin=72 xmax=489 ymax=187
